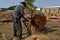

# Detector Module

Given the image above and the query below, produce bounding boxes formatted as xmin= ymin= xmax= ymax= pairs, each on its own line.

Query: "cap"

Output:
xmin=20 ymin=2 xmax=27 ymax=7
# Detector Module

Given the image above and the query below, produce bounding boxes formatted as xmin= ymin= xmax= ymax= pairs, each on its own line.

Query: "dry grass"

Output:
xmin=0 ymin=20 xmax=60 ymax=40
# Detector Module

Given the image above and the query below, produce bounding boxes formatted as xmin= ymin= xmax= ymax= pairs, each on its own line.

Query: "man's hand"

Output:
xmin=23 ymin=14 xmax=29 ymax=22
xmin=23 ymin=14 xmax=29 ymax=19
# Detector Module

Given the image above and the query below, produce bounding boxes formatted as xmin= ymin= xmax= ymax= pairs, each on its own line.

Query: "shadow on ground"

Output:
xmin=32 ymin=27 xmax=57 ymax=34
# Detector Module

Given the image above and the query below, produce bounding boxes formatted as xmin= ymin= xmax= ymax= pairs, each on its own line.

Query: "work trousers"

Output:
xmin=13 ymin=18 xmax=31 ymax=40
xmin=13 ymin=18 xmax=22 ymax=40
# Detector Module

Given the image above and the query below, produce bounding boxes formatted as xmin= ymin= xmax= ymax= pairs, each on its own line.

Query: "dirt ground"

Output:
xmin=0 ymin=19 xmax=60 ymax=40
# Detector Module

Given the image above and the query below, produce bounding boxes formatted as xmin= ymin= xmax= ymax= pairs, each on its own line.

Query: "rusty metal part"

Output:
xmin=31 ymin=14 xmax=46 ymax=29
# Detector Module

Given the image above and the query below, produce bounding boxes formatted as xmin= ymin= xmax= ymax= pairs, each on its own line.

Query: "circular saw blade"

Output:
xmin=31 ymin=14 xmax=46 ymax=29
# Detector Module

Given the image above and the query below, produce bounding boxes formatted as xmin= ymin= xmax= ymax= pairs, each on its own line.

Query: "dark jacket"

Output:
xmin=13 ymin=5 xmax=24 ymax=19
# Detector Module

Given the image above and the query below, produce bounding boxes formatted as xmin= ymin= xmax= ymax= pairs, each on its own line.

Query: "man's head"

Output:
xmin=20 ymin=2 xmax=26 ymax=8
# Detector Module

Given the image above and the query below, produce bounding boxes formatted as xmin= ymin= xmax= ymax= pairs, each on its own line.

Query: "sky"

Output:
xmin=0 ymin=0 xmax=60 ymax=8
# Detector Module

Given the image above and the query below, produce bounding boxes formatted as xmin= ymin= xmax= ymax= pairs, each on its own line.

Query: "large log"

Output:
xmin=0 ymin=13 xmax=12 ymax=22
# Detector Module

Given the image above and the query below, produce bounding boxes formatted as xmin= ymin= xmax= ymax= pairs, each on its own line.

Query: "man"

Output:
xmin=13 ymin=2 xmax=31 ymax=40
